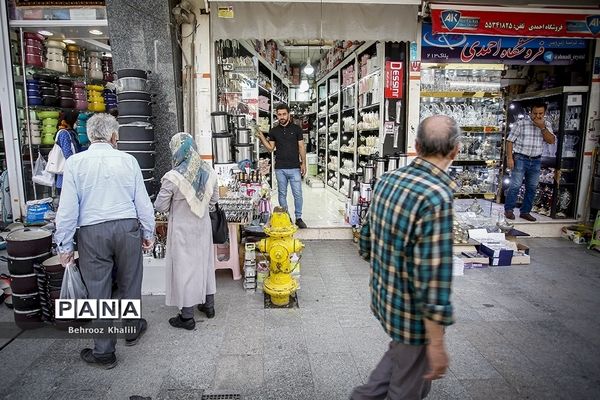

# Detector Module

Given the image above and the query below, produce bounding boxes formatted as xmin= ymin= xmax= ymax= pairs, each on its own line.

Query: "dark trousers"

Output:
xmin=77 ymin=218 xmax=144 ymax=357
xmin=351 ymin=341 xmax=432 ymax=400
xmin=504 ymin=153 xmax=542 ymax=214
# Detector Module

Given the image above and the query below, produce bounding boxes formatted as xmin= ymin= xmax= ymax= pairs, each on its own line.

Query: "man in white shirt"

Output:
xmin=54 ymin=113 xmax=155 ymax=369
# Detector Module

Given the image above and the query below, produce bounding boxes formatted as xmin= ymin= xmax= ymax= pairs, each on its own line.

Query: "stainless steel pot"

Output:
xmin=387 ymin=154 xmax=399 ymax=171
xmin=232 ymin=115 xmax=247 ymax=129
xmin=234 ymin=144 xmax=254 ymax=163
xmin=376 ymin=157 xmax=387 ymax=179
xmin=363 ymin=164 xmax=375 ymax=183
xmin=211 ymin=112 xmax=229 ymax=134
xmin=212 ymin=134 xmax=233 ymax=164
xmin=235 ymin=128 xmax=251 ymax=145
xmin=115 ymin=77 xmax=149 ymax=93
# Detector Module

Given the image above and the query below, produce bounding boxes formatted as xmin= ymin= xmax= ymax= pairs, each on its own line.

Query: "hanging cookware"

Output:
xmin=211 ymin=112 xmax=229 ymax=134
xmin=117 ymin=91 xmax=151 ymax=102
xmin=128 ymin=151 xmax=155 ymax=169
xmin=12 ymin=292 xmax=40 ymax=311
xmin=6 ymin=228 xmax=53 ymax=258
xmin=117 ymin=100 xmax=152 ymax=116
xmin=119 ymin=125 xmax=154 ymax=141
xmin=14 ymin=308 xmax=42 ymax=329
xmin=116 ymin=69 xmax=149 ymax=79
xmin=118 ymin=116 xmax=152 ymax=125
xmin=115 ymin=77 xmax=149 ymax=93
xmin=6 ymin=253 xmax=51 ymax=275
xmin=235 ymin=128 xmax=251 ymax=145
xmin=10 ymin=274 xmax=38 ymax=295
xmin=117 ymin=141 xmax=155 ymax=152
xmin=234 ymin=144 xmax=254 ymax=163
xmin=212 ymin=134 xmax=233 ymax=164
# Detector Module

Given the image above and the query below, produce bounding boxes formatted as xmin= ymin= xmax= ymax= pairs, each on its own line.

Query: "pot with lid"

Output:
xmin=363 ymin=158 xmax=376 ymax=183
xmin=211 ymin=112 xmax=229 ymax=134
xmin=6 ymin=228 xmax=52 ymax=258
xmin=375 ymin=156 xmax=387 ymax=179
xmin=232 ymin=115 xmax=247 ymax=129
xmin=234 ymin=144 xmax=254 ymax=163
xmin=235 ymin=128 xmax=251 ymax=145
xmin=212 ymin=134 xmax=233 ymax=164
xmin=387 ymin=153 xmax=400 ymax=171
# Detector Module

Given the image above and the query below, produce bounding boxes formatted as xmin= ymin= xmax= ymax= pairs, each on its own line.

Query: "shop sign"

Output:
xmin=217 ymin=6 xmax=234 ymax=19
xmin=422 ymin=23 xmax=588 ymax=65
xmin=431 ymin=4 xmax=600 ymax=39
xmin=15 ymin=0 xmax=105 ymax=5
xmin=384 ymin=61 xmax=404 ymax=99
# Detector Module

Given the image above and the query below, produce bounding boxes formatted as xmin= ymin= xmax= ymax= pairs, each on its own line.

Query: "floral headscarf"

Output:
xmin=162 ymin=132 xmax=216 ymax=218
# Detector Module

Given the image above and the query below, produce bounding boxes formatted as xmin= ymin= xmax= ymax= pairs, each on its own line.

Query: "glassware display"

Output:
xmin=421 ymin=67 xmax=502 ymax=93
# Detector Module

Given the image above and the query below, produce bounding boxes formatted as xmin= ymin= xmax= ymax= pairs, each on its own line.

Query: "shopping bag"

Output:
xmin=60 ymin=263 xmax=88 ymax=300
xmin=25 ymin=197 xmax=53 ymax=225
xmin=210 ymin=203 xmax=229 ymax=244
xmin=32 ymin=153 xmax=54 ymax=187
xmin=45 ymin=143 xmax=67 ymax=175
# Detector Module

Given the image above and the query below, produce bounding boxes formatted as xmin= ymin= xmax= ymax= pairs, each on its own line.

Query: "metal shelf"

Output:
xmin=358 ymin=103 xmax=380 ymax=112
xmin=359 ymin=70 xmax=381 ymax=82
xmin=508 ymin=86 xmax=588 ymax=102
xmin=421 ymin=91 xmax=502 ymax=99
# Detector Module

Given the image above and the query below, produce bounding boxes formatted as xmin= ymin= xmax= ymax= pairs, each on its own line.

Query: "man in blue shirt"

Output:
xmin=54 ymin=113 xmax=155 ymax=369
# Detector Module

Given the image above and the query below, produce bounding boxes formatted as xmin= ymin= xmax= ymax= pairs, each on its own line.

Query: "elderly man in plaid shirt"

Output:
xmin=504 ymin=102 xmax=556 ymax=222
xmin=352 ymin=115 xmax=461 ymax=400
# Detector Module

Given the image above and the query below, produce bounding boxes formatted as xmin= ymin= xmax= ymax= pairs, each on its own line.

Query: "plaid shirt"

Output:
xmin=506 ymin=118 xmax=554 ymax=157
xmin=359 ymin=158 xmax=457 ymax=345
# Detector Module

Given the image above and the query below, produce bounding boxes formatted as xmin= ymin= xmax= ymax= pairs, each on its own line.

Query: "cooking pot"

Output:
xmin=73 ymin=81 xmax=85 ymax=88
xmin=88 ymin=102 xmax=106 ymax=112
xmin=58 ymin=83 xmax=72 ymax=90
xmin=363 ymin=164 xmax=375 ymax=183
xmin=5 ymin=253 xmax=51 ymax=275
xmin=68 ymin=65 xmax=83 ymax=76
xmin=40 ymin=87 xmax=58 ymax=97
xmin=58 ymin=89 xmax=72 ymax=97
xmin=211 ymin=112 xmax=229 ymax=134
xmin=6 ymin=228 xmax=53 ymax=258
xmin=24 ymin=32 xmax=44 ymax=41
xmin=26 ymin=45 xmax=43 ymax=56
xmin=232 ymin=115 xmax=247 ymax=129
xmin=235 ymin=128 xmax=251 ymax=145
xmin=10 ymin=274 xmax=38 ymax=295
xmin=33 ymin=73 xmax=57 ymax=82
xmin=14 ymin=308 xmax=42 ymax=329
xmin=12 ymin=292 xmax=40 ymax=311
xmin=41 ymin=253 xmax=79 ymax=273
xmin=42 ymin=95 xmax=59 ymax=106
xmin=25 ymin=54 xmax=43 ymax=68
xmin=46 ymin=39 xmax=66 ymax=50
xmin=234 ymin=144 xmax=254 ymax=163
xmin=42 ymin=125 xmax=57 ymax=135
xmin=89 ymin=70 xmax=103 ymax=80
xmin=115 ymin=77 xmax=149 ymax=93
xmin=49 ymin=290 xmax=61 ymax=300
xmin=45 ymin=61 xmax=67 ymax=74
xmin=60 ymin=99 xmax=74 ymax=108
xmin=74 ymin=99 xmax=88 ymax=110
xmin=118 ymin=116 xmax=152 ymax=125
xmin=118 ymin=100 xmax=152 ymax=116
xmin=117 ymin=141 xmax=155 ymax=152
xmin=117 ymin=91 xmax=151 ymax=102
xmin=212 ymin=134 xmax=233 ymax=164
xmin=66 ymin=44 xmax=80 ymax=52
xmin=46 ymin=270 xmax=65 ymax=282
xmin=128 ymin=151 xmax=155 ymax=169
xmin=116 ymin=69 xmax=149 ymax=79
xmin=41 ymin=118 xmax=58 ymax=127
xmin=37 ymin=110 xmax=59 ymax=120
xmin=73 ymin=91 xmax=87 ymax=101
xmin=25 ymin=38 xmax=43 ymax=48
xmin=118 ymin=124 xmax=154 ymax=141
xmin=141 ymin=169 xmax=155 ymax=180
xmin=27 ymin=88 xmax=40 ymax=97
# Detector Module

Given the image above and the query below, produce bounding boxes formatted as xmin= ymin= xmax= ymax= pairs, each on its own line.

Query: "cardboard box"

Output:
xmin=511 ymin=243 xmax=531 ymax=265
xmin=479 ymin=242 xmax=514 ymax=266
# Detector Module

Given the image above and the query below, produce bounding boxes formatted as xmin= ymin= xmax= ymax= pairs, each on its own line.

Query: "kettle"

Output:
xmin=387 ymin=153 xmax=400 ymax=171
xmin=376 ymin=156 xmax=387 ymax=179
xmin=363 ymin=158 xmax=375 ymax=183
xmin=351 ymin=181 xmax=361 ymax=206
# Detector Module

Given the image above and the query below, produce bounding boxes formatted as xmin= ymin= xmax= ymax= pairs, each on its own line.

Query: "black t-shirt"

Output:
xmin=267 ymin=122 xmax=303 ymax=169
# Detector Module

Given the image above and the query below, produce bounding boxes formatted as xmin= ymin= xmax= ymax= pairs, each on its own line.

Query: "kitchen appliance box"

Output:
xmin=454 ymin=240 xmax=530 ymax=267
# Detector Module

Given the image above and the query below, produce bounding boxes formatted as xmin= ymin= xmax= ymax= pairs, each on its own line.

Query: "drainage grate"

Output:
xmin=202 ymin=393 xmax=241 ymax=400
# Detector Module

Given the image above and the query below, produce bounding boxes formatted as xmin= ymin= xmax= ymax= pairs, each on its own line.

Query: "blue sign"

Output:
xmin=421 ymin=23 xmax=588 ymax=65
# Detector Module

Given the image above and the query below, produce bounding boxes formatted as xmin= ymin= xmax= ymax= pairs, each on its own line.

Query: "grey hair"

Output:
xmin=86 ymin=113 xmax=120 ymax=142
xmin=416 ymin=115 xmax=461 ymax=157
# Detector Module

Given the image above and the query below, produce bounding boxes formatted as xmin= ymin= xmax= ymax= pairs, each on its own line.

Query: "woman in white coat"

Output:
xmin=155 ymin=132 xmax=218 ymax=330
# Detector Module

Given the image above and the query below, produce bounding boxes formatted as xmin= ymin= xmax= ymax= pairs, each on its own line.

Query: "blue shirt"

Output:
xmin=55 ymin=129 xmax=82 ymax=189
xmin=54 ymin=143 xmax=155 ymax=253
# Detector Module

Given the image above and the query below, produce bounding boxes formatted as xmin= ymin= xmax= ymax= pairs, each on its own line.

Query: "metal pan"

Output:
xmin=12 ymin=292 xmax=41 ymax=311
xmin=6 ymin=228 xmax=53 ymax=258
xmin=10 ymin=274 xmax=38 ymax=294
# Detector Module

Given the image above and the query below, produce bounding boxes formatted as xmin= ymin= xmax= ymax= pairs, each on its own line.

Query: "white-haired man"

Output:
xmin=54 ymin=113 xmax=155 ymax=369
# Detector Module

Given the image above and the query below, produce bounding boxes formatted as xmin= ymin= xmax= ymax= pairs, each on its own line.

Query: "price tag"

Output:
xmin=218 ymin=6 xmax=234 ymax=19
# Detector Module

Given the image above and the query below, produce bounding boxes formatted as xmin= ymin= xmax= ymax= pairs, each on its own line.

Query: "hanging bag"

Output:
xmin=45 ymin=130 xmax=75 ymax=175
xmin=60 ymin=263 xmax=88 ymax=300
xmin=210 ymin=203 xmax=228 ymax=244
xmin=32 ymin=153 xmax=54 ymax=187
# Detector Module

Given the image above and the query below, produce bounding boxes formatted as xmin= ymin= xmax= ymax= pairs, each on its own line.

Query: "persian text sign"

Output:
xmin=384 ymin=61 xmax=404 ymax=99
xmin=422 ymin=23 xmax=588 ymax=65
xmin=431 ymin=4 xmax=600 ymax=39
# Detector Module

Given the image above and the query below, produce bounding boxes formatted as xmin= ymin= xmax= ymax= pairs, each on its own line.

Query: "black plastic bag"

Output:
xmin=210 ymin=203 xmax=228 ymax=244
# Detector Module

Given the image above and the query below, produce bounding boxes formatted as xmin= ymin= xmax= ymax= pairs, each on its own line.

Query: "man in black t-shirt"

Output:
xmin=255 ymin=103 xmax=307 ymax=229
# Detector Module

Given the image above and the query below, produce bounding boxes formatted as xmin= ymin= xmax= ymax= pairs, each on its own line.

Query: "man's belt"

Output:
xmin=514 ymin=153 xmax=541 ymax=160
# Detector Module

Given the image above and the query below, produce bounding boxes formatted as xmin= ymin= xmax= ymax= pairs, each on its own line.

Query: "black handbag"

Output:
xmin=210 ymin=203 xmax=228 ymax=244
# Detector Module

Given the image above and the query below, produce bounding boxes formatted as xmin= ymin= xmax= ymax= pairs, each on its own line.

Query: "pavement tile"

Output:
xmin=309 ymin=352 xmax=362 ymax=400
xmin=214 ymin=354 xmax=263 ymax=390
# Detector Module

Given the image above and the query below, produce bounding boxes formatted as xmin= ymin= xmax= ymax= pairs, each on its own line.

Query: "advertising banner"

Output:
xmin=384 ymin=61 xmax=404 ymax=99
xmin=421 ymin=23 xmax=588 ymax=65
xmin=430 ymin=4 xmax=600 ymax=39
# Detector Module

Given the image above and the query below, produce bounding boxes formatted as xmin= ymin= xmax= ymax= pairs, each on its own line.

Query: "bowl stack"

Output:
xmin=35 ymin=73 xmax=59 ymax=107
xmin=115 ymin=69 xmax=156 ymax=197
xmin=6 ymin=228 xmax=53 ymax=330
xmin=76 ymin=112 xmax=90 ymax=146
xmin=102 ymin=56 xmax=114 ymax=82
xmin=37 ymin=110 xmax=60 ymax=146
xmin=66 ymin=44 xmax=83 ymax=77
xmin=26 ymin=77 xmax=41 ymax=106
xmin=58 ymin=77 xmax=74 ymax=109
xmin=24 ymin=32 xmax=44 ymax=68
xmin=35 ymin=254 xmax=75 ymax=323
xmin=103 ymin=87 xmax=117 ymax=113
xmin=45 ymin=39 xmax=67 ymax=73
xmin=73 ymin=81 xmax=88 ymax=111
xmin=87 ymin=84 xmax=105 ymax=112
xmin=26 ymin=110 xmax=41 ymax=146
xmin=88 ymin=51 xmax=103 ymax=80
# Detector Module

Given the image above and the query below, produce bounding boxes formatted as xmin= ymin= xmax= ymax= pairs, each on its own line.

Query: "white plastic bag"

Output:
xmin=60 ymin=263 xmax=88 ymax=299
xmin=45 ymin=143 xmax=67 ymax=175
xmin=32 ymin=154 xmax=54 ymax=187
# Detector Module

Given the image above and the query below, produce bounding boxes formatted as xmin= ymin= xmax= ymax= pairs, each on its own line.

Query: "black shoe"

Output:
xmin=520 ymin=213 xmax=537 ymax=222
xmin=504 ymin=210 xmax=515 ymax=220
xmin=169 ymin=314 xmax=195 ymax=330
xmin=80 ymin=348 xmax=117 ymax=369
xmin=197 ymin=304 xmax=215 ymax=319
xmin=125 ymin=318 xmax=147 ymax=346
xmin=295 ymin=218 xmax=307 ymax=229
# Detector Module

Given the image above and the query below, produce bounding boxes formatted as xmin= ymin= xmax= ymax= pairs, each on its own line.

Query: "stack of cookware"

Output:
xmin=36 ymin=73 xmax=59 ymax=107
xmin=73 ymin=81 xmax=88 ymax=111
xmin=37 ymin=110 xmax=60 ymax=146
xmin=232 ymin=115 xmax=254 ymax=164
xmin=102 ymin=56 xmax=114 ymax=82
xmin=5 ymin=227 xmax=53 ymax=329
xmin=66 ymin=44 xmax=83 ymax=76
xmin=26 ymin=77 xmax=41 ymax=107
xmin=115 ymin=69 xmax=156 ymax=197
xmin=35 ymin=254 xmax=75 ymax=324
xmin=87 ymin=84 xmax=106 ymax=112
xmin=103 ymin=87 xmax=117 ymax=112
xmin=25 ymin=109 xmax=41 ymax=146
xmin=88 ymin=51 xmax=103 ymax=80
xmin=211 ymin=112 xmax=234 ymax=165
xmin=24 ymin=32 xmax=44 ymax=68
xmin=57 ymin=77 xmax=74 ymax=109
xmin=76 ymin=112 xmax=90 ymax=146
xmin=45 ymin=39 xmax=67 ymax=73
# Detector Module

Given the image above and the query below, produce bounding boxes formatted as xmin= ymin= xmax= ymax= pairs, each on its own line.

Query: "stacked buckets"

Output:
xmin=211 ymin=112 xmax=254 ymax=166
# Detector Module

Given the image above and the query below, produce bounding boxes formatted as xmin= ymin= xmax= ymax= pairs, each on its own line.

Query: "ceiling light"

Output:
xmin=63 ymin=39 xmax=76 ymax=44
xmin=299 ymin=79 xmax=309 ymax=93
xmin=89 ymin=29 xmax=103 ymax=35
xmin=38 ymin=30 xmax=53 ymax=36
xmin=303 ymin=58 xmax=314 ymax=76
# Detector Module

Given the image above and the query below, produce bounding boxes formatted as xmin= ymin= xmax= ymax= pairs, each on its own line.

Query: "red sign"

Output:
xmin=384 ymin=61 xmax=404 ymax=99
xmin=431 ymin=4 xmax=600 ymax=38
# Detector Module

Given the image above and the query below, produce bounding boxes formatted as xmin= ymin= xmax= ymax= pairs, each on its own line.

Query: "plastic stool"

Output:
xmin=214 ymin=223 xmax=242 ymax=280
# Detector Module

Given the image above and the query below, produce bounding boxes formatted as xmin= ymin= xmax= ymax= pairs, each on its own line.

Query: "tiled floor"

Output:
xmin=1 ymin=238 xmax=600 ymax=399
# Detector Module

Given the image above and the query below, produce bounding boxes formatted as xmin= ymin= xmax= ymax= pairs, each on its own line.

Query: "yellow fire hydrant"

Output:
xmin=257 ymin=207 xmax=304 ymax=306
